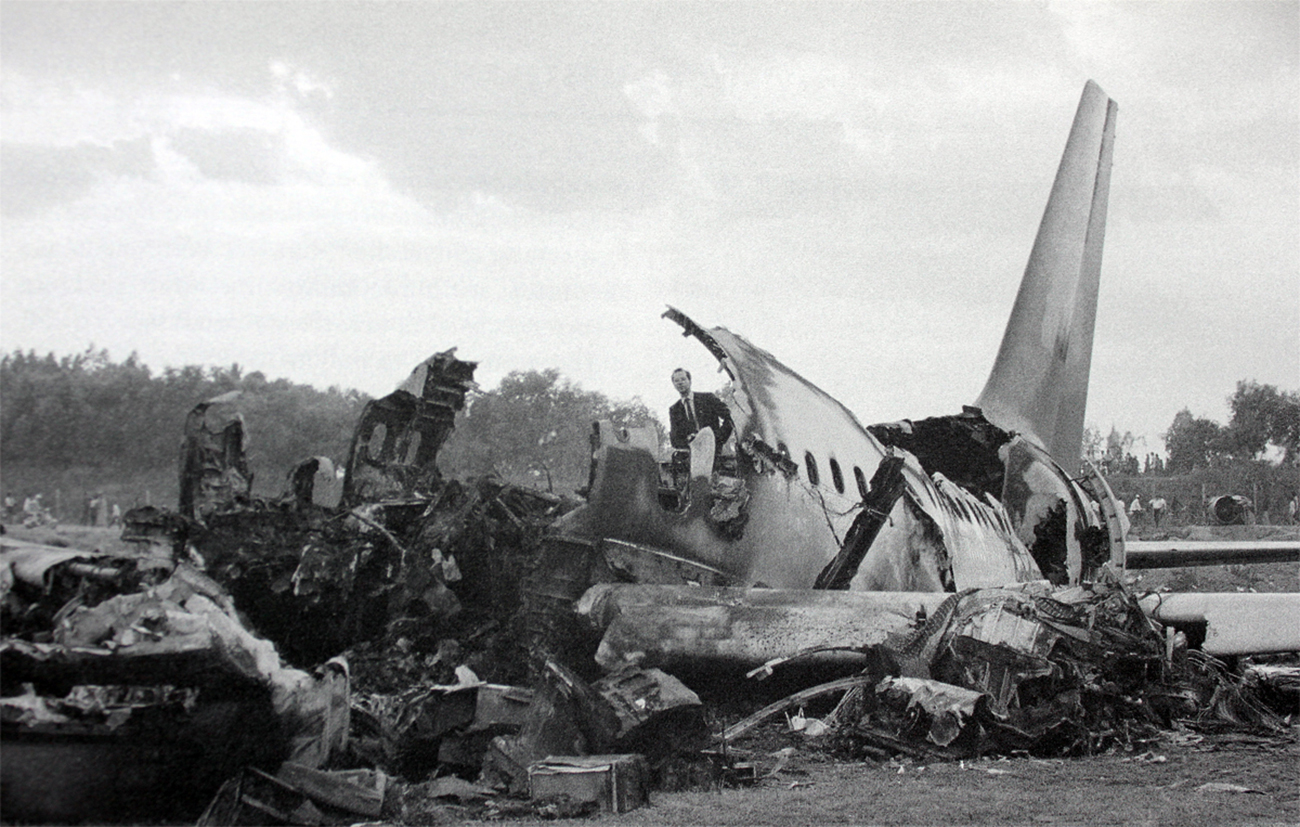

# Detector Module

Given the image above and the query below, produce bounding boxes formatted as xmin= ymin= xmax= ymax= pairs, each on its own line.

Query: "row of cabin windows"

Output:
xmin=788 ymin=444 xmax=995 ymax=526
xmin=778 ymin=441 xmax=869 ymax=499
xmin=792 ymin=446 xmax=995 ymax=526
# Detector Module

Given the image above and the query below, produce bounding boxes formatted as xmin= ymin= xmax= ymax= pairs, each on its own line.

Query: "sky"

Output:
xmin=2 ymin=1 xmax=1296 ymax=457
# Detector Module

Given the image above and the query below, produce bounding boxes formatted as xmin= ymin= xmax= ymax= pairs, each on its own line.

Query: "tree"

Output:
xmin=1102 ymin=427 xmax=1136 ymax=475
xmin=1081 ymin=425 xmax=1104 ymax=466
xmin=0 ymin=347 xmax=368 ymax=487
xmin=441 ymin=369 xmax=662 ymax=494
xmin=1223 ymin=380 xmax=1300 ymax=465
xmin=1163 ymin=408 xmax=1224 ymax=473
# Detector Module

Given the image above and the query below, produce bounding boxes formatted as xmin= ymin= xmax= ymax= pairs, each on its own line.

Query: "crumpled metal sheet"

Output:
xmin=920 ymin=470 xmax=1039 ymax=589
xmin=906 ymin=578 xmax=1164 ymax=735
xmin=754 ymin=575 xmax=1195 ymax=758
xmin=2 ymin=540 xmax=113 ymax=590
xmin=593 ymin=667 xmax=702 ymax=742
xmin=1 ymin=554 xmax=355 ymax=823
xmin=875 ymin=676 xmax=988 ymax=747
xmin=578 ymin=583 xmax=943 ymax=672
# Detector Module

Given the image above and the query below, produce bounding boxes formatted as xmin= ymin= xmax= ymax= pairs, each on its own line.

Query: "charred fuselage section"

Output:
xmin=866 ymin=409 xmax=1010 ymax=502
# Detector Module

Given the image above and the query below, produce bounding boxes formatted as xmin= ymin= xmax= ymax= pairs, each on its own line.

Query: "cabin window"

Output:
xmin=804 ymin=452 xmax=820 ymax=486
xmin=366 ymin=423 xmax=389 ymax=461
xmin=829 ymin=458 xmax=845 ymax=494
xmin=403 ymin=431 xmax=423 ymax=465
xmin=854 ymin=466 xmax=868 ymax=500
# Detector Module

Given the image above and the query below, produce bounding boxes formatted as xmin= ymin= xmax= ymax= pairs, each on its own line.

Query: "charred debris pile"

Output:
xmin=2 ymin=351 xmax=1293 ymax=824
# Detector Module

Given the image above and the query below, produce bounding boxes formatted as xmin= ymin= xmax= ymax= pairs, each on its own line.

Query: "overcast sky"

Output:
xmin=2 ymin=1 xmax=1296 ymax=456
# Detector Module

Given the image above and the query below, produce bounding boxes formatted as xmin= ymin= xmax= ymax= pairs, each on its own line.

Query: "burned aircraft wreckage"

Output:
xmin=3 ymin=81 xmax=1297 ymax=822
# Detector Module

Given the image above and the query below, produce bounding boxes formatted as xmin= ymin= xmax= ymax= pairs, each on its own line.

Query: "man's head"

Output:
xmin=671 ymin=368 xmax=692 ymax=396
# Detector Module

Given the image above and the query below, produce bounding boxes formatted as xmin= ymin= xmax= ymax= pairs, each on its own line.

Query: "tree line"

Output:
xmin=1 ymin=348 xmax=662 ymax=509
xmin=1084 ymin=380 xmax=1299 ymax=526
xmin=1161 ymin=380 xmax=1299 ymax=473
xmin=1 ymin=348 xmax=369 ymax=491
xmin=6 ymin=347 xmax=1292 ymax=522
xmin=440 ymin=368 xmax=662 ymax=496
xmin=1083 ymin=380 xmax=1299 ymax=476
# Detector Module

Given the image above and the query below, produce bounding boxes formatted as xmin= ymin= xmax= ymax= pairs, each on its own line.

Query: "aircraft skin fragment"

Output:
xmin=999 ymin=437 xmax=1112 ymax=585
xmin=178 ymin=392 xmax=251 ymax=522
xmin=341 ymin=349 xmax=476 ymax=505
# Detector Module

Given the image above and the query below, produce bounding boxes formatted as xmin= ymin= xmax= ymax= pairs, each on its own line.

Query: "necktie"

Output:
xmin=686 ymin=396 xmax=697 ymax=429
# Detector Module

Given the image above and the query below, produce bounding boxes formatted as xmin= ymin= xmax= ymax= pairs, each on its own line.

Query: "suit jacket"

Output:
xmin=669 ymin=391 xmax=734 ymax=450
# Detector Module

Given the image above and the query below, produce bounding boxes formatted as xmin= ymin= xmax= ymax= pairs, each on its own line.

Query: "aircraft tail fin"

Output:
xmin=976 ymin=80 xmax=1117 ymax=475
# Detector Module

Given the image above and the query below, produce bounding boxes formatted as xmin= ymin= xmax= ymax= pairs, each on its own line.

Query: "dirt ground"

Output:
xmin=403 ymin=724 xmax=1297 ymax=827
xmin=614 ymin=728 xmax=1300 ymax=827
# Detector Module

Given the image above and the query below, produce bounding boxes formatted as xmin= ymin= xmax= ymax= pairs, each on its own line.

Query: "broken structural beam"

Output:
xmin=814 ymin=455 xmax=907 ymax=590
xmin=1125 ymin=540 xmax=1300 ymax=569
xmin=577 ymin=584 xmax=947 ymax=672
xmin=1139 ymin=592 xmax=1300 ymax=655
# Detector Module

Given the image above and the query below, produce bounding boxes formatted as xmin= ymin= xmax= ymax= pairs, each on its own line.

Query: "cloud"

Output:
xmin=1 ymin=2 xmax=1294 ymax=454
xmin=0 ymin=68 xmax=380 ymax=217
xmin=168 ymin=127 xmax=281 ymax=184
xmin=711 ymin=50 xmax=883 ymax=124
xmin=270 ymin=60 xmax=334 ymax=102
xmin=0 ymin=137 xmax=156 ymax=216
xmin=623 ymin=70 xmax=677 ymax=146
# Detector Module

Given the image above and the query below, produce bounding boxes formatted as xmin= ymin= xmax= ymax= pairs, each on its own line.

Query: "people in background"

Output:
xmin=1149 ymin=496 xmax=1167 ymax=528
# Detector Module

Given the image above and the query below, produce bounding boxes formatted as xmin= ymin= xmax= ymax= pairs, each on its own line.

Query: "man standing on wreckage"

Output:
xmin=668 ymin=367 xmax=734 ymax=486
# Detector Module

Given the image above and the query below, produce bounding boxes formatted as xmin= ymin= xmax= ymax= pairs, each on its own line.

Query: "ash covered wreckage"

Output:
xmin=3 ymin=81 xmax=1299 ymax=823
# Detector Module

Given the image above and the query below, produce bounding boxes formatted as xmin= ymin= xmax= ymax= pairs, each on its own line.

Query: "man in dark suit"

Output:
xmin=668 ymin=367 xmax=734 ymax=452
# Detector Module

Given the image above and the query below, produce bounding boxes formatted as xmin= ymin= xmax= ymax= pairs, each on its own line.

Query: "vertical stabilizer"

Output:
xmin=976 ymin=81 xmax=1116 ymax=475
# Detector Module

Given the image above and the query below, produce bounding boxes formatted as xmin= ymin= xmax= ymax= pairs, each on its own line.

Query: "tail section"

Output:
xmin=976 ymin=80 xmax=1117 ymax=475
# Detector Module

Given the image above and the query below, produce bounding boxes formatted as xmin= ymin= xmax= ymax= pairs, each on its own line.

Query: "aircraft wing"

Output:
xmin=1125 ymin=539 xmax=1300 ymax=655
xmin=1126 ymin=540 xmax=1300 ymax=568
xmin=1138 ymin=591 xmax=1300 ymax=655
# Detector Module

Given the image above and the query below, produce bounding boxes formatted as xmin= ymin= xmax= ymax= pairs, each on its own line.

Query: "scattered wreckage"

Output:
xmin=4 ymin=81 xmax=1298 ymax=823
xmin=1 ymin=537 xmax=351 ymax=823
xmin=4 ymin=348 xmax=1294 ymax=823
